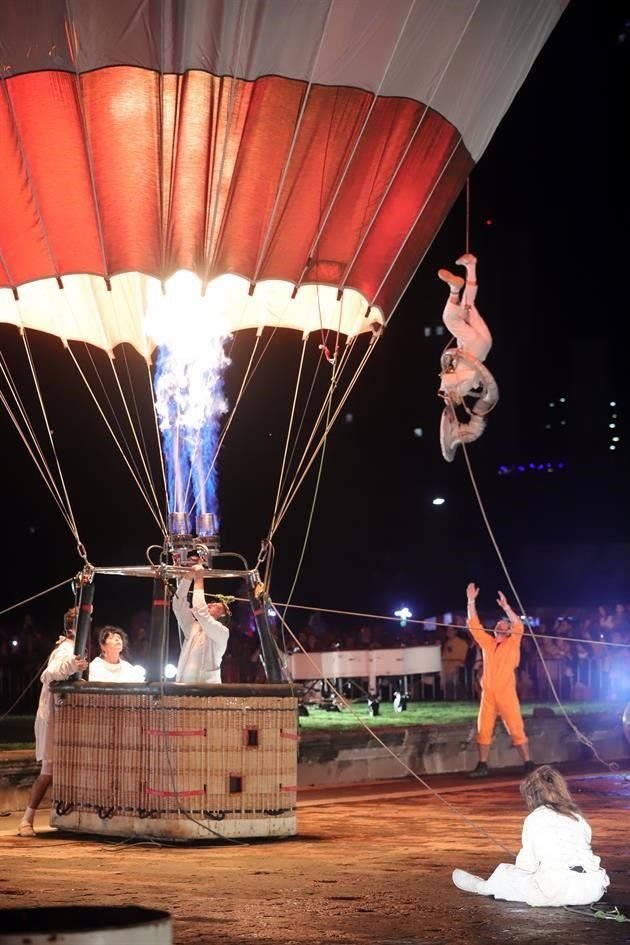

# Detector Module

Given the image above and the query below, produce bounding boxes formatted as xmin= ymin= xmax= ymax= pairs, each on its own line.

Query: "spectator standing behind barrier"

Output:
xmin=441 ymin=626 xmax=469 ymax=700
xmin=466 ymin=583 xmax=533 ymax=778
xmin=17 ymin=608 xmax=88 ymax=837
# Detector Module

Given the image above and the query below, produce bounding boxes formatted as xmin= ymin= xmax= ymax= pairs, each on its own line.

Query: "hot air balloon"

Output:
xmin=0 ymin=0 xmax=569 ymax=841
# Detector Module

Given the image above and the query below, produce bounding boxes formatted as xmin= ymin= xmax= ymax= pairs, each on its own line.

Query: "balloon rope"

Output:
xmin=65 ymin=345 xmax=166 ymax=535
xmin=267 ymin=336 xmax=309 ymax=538
xmin=272 ymin=337 xmax=378 ymax=535
xmin=141 ymin=354 xmax=169 ymax=519
xmin=0 ymin=376 xmax=78 ymax=540
xmin=277 ymin=353 xmax=339 ymax=627
xmin=465 ymin=177 xmax=471 ymax=255
xmin=77 ymin=341 xmax=167 ymax=535
xmin=20 ymin=331 xmax=82 ymax=546
xmin=189 ymin=330 xmax=267 ymax=518
xmin=460 ymin=442 xmax=618 ymax=771
xmin=106 ymin=351 xmax=168 ymax=535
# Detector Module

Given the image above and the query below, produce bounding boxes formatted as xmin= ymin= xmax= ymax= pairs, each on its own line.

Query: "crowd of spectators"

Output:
xmin=1 ymin=601 xmax=629 ymax=712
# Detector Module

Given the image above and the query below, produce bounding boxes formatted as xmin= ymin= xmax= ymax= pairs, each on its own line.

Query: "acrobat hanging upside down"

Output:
xmin=437 ymin=254 xmax=499 ymax=462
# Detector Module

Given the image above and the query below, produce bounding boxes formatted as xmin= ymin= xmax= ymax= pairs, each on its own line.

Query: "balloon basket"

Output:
xmin=50 ymin=683 xmax=298 ymax=841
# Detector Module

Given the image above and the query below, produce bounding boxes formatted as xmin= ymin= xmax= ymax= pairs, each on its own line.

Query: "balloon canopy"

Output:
xmin=0 ymin=0 xmax=568 ymax=353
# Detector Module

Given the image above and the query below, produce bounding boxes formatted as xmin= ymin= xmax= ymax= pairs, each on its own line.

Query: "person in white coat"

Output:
xmin=18 ymin=607 xmax=88 ymax=837
xmin=89 ymin=626 xmax=145 ymax=682
xmin=174 ymin=560 xmax=230 ymax=684
xmin=452 ymin=765 xmax=609 ymax=907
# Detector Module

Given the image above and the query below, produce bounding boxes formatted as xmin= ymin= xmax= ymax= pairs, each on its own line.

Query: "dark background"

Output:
xmin=1 ymin=0 xmax=628 ymax=635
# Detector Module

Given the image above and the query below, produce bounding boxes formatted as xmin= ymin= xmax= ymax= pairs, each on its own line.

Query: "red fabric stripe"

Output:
xmin=145 ymin=787 xmax=204 ymax=797
xmin=0 ymin=68 xmax=470 ymax=320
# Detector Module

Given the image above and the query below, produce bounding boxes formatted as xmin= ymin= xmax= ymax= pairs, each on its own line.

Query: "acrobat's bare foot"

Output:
xmin=438 ymin=269 xmax=464 ymax=293
xmin=456 ymin=253 xmax=477 ymax=266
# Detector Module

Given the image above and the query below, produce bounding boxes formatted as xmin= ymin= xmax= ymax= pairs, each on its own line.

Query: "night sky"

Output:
xmin=1 ymin=0 xmax=628 ymax=635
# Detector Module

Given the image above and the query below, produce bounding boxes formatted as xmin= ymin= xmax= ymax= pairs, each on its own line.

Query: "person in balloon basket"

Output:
xmin=466 ymin=583 xmax=533 ymax=777
xmin=18 ymin=607 xmax=89 ymax=837
xmin=89 ymin=626 xmax=146 ymax=683
xmin=452 ymin=764 xmax=609 ymax=907
xmin=173 ymin=558 xmax=230 ymax=684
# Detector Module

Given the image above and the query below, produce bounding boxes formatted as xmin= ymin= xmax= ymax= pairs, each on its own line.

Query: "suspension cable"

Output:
xmin=20 ymin=330 xmax=82 ymax=545
xmin=65 ymin=344 xmax=167 ymax=535
xmin=461 ymin=442 xmax=619 ymax=771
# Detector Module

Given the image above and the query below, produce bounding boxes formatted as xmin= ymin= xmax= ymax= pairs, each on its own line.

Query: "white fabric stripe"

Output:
xmin=0 ymin=273 xmax=381 ymax=356
xmin=0 ymin=0 xmax=568 ymax=158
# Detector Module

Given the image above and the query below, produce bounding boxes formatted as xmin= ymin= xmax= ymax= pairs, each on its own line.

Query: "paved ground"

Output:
xmin=1 ymin=764 xmax=629 ymax=945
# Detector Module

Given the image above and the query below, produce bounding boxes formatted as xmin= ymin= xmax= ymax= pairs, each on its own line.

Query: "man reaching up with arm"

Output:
xmin=466 ymin=583 xmax=534 ymax=778
xmin=174 ymin=558 xmax=230 ymax=685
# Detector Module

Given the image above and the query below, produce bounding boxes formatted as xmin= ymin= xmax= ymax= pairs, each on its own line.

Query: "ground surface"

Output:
xmin=1 ymin=765 xmax=629 ymax=945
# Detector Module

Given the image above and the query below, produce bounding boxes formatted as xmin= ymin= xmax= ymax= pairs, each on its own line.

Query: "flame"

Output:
xmin=148 ymin=272 xmax=231 ymax=524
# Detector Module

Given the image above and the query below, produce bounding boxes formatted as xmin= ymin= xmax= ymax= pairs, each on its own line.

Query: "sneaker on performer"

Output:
xmin=17 ymin=822 xmax=37 ymax=838
xmin=468 ymin=761 xmax=489 ymax=778
xmin=452 ymin=869 xmax=489 ymax=895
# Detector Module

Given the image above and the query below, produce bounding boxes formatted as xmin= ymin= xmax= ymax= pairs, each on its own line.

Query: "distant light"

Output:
xmin=423 ymin=326 xmax=432 ymax=337
xmin=413 ymin=427 xmax=423 ymax=438
xmin=560 ymin=420 xmax=566 ymax=426
xmin=612 ymin=436 xmax=620 ymax=442
xmin=544 ymin=424 xmax=552 ymax=429
xmin=609 ymin=423 xmax=616 ymax=429
xmin=435 ymin=325 xmax=445 ymax=336
xmin=267 ymin=607 xmax=276 ymax=618
xmin=484 ymin=218 xmax=493 ymax=226
xmin=610 ymin=401 xmax=617 ymax=407
xmin=345 ymin=412 xmax=353 ymax=424
xmin=609 ymin=445 xmax=617 ymax=451
xmin=11 ymin=640 xmax=18 ymax=648
xmin=559 ymin=397 xmax=566 ymax=403
xmin=164 ymin=663 xmax=177 ymax=679
xmin=611 ymin=413 xmax=617 ymax=419
xmin=394 ymin=606 xmax=412 ymax=627
xmin=432 ymin=497 xmax=446 ymax=505
xmin=549 ymin=402 xmax=555 ymax=408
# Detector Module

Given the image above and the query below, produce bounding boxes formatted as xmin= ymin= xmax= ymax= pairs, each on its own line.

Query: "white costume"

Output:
xmin=440 ymin=277 xmax=492 ymax=403
xmin=484 ymin=806 xmax=609 ymax=907
xmin=438 ymin=257 xmax=498 ymax=462
xmin=174 ymin=575 xmax=229 ymax=684
xmin=88 ymin=656 xmax=145 ymax=683
xmin=34 ymin=637 xmax=84 ymax=773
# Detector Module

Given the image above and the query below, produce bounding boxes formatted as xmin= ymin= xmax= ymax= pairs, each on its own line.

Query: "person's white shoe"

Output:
xmin=438 ymin=269 xmax=464 ymax=292
xmin=456 ymin=253 xmax=477 ymax=266
xmin=452 ymin=869 xmax=489 ymax=895
xmin=17 ymin=822 xmax=37 ymax=838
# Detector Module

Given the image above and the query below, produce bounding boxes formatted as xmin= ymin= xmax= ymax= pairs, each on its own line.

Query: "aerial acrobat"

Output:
xmin=437 ymin=254 xmax=499 ymax=462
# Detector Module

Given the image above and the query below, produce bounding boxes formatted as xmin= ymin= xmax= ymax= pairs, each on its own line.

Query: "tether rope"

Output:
xmin=273 ymin=604 xmax=517 ymax=857
xmin=65 ymin=344 xmax=166 ymax=535
xmin=20 ymin=331 xmax=83 ymax=547
xmin=460 ymin=442 xmax=619 ymax=771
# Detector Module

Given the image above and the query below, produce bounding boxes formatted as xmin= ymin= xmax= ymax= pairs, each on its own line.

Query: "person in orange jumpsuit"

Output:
xmin=466 ymin=583 xmax=534 ymax=778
